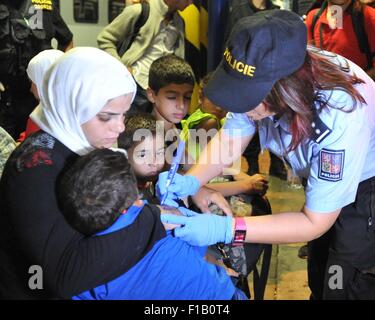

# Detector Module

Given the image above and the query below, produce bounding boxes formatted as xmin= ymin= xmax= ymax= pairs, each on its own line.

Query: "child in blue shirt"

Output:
xmin=58 ymin=148 xmax=245 ymax=300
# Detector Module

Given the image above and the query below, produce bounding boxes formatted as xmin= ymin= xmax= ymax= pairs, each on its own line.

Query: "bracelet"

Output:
xmin=232 ymin=217 xmax=246 ymax=247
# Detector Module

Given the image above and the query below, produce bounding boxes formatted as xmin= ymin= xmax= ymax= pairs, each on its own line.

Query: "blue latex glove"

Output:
xmin=160 ymin=213 xmax=234 ymax=246
xmin=156 ymin=172 xmax=200 ymax=207
xmin=177 ymin=207 xmax=199 ymax=217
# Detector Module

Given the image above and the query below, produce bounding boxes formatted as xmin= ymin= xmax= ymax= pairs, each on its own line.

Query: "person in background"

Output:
xmin=146 ymin=54 xmax=194 ymax=133
xmin=17 ymin=49 xmax=64 ymax=143
xmin=158 ymin=10 xmax=375 ymax=300
xmin=181 ymin=72 xmax=227 ymax=153
xmin=305 ymin=0 xmax=375 ymax=79
xmin=0 ymin=0 xmax=73 ymax=139
xmin=361 ymin=0 xmax=375 ymax=8
xmin=0 ymin=47 xmax=167 ymax=299
xmin=97 ymin=0 xmax=193 ymax=112
xmin=225 ymin=0 xmax=280 ymax=40
xmin=291 ymin=0 xmax=316 ymax=19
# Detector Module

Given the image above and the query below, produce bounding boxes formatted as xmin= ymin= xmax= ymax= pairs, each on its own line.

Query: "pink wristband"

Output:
xmin=232 ymin=217 xmax=246 ymax=246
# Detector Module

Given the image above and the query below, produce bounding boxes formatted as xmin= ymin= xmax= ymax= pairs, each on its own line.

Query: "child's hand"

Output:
xmin=232 ymin=171 xmax=250 ymax=181
xmin=236 ymin=173 xmax=268 ymax=196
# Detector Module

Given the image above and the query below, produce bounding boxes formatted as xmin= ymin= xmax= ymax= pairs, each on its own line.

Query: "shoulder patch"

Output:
xmin=318 ymin=148 xmax=345 ymax=182
xmin=311 ymin=115 xmax=332 ymax=144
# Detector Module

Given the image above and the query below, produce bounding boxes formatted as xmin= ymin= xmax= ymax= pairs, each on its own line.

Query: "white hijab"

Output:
xmin=31 ymin=47 xmax=136 ymax=155
xmin=26 ymin=49 xmax=64 ymax=93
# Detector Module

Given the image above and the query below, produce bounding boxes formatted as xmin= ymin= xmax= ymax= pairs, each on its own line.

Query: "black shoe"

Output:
xmin=269 ymin=157 xmax=287 ymax=180
xmin=297 ymin=244 xmax=308 ymax=259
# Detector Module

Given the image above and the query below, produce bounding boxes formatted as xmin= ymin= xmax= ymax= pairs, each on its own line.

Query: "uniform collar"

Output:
xmin=268 ymin=110 xmax=332 ymax=144
xmin=268 ymin=114 xmax=290 ymax=132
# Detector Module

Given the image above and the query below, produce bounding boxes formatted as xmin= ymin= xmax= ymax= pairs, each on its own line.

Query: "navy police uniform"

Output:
xmin=223 ymin=51 xmax=375 ymax=299
xmin=0 ymin=0 xmax=72 ymax=139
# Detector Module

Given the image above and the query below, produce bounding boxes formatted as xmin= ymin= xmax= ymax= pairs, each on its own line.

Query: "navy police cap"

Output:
xmin=204 ymin=9 xmax=307 ymax=113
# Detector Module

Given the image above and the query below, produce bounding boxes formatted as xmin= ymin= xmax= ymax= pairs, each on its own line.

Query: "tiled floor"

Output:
xmin=248 ymin=151 xmax=310 ymax=300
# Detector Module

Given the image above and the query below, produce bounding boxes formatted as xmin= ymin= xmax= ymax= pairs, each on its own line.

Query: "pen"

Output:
xmin=160 ymin=139 xmax=186 ymax=205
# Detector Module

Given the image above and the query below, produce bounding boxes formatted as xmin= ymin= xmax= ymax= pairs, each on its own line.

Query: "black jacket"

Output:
xmin=0 ymin=0 xmax=73 ymax=83
xmin=0 ymin=131 xmax=166 ymax=299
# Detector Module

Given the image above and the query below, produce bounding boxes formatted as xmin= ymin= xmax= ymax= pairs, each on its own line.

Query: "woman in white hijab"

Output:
xmin=27 ymin=49 xmax=64 ymax=101
xmin=17 ymin=49 xmax=64 ymax=142
xmin=0 ymin=47 xmax=166 ymax=299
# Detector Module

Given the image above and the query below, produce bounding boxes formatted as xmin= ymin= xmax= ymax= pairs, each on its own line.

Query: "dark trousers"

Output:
xmin=307 ymin=176 xmax=375 ymax=299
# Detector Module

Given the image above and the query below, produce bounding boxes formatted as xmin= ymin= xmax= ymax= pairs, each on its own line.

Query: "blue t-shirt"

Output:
xmin=73 ymin=202 xmax=235 ymax=300
xmin=223 ymin=51 xmax=375 ymax=213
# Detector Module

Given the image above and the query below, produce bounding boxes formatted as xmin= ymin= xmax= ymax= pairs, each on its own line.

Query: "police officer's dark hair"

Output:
xmin=148 ymin=54 xmax=195 ymax=94
xmin=58 ymin=149 xmax=138 ymax=236
xmin=264 ymin=49 xmax=366 ymax=151
xmin=118 ymin=112 xmax=158 ymax=150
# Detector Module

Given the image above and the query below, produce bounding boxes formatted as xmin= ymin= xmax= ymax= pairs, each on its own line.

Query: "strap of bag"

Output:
xmin=117 ymin=1 xmax=150 ymax=57
xmin=252 ymin=244 xmax=272 ymax=300
xmin=310 ymin=0 xmax=328 ymax=41
xmin=350 ymin=4 xmax=373 ymax=70
xmin=311 ymin=0 xmax=373 ymax=70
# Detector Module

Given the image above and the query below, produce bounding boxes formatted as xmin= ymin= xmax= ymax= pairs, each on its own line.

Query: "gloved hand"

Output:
xmin=156 ymin=172 xmax=201 ymax=207
xmin=160 ymin=213 xmax=234 ymax=247
xmin=177 ymin=206 xmax=199 ymax=217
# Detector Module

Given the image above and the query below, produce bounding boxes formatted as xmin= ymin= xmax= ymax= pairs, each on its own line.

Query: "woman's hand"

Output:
xmin=191 ymin=186 xmax=233 ymax=216
xmin=160 ymin=213 xmax=234 ymax=246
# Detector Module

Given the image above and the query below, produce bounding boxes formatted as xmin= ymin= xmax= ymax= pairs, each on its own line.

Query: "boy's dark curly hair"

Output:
xmin=58 ymin=149 xmax=138 ymax=236
xmin=148 ymin=54 xmax=195 ymax=94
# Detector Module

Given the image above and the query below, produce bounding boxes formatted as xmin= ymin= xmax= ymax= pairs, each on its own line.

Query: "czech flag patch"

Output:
xmin=318 ymin=149 xmax=345 ymax=182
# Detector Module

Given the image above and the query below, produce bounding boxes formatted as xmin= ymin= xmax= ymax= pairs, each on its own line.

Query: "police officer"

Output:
xmin=0 ymin=0 xmax=73 ymax=139
xmin=158 ymin=10 xmax=375 ymax=299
